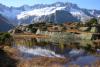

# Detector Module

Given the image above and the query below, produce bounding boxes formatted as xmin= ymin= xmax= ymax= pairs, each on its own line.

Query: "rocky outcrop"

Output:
xmin=36 ymin=29 xmax=80 ymax=43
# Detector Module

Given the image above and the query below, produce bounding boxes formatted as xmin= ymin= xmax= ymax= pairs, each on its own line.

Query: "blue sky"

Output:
xmin=0 ymin=0 xmax=100 ymax=10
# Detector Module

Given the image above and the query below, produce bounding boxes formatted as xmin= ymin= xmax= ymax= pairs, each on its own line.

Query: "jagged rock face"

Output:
xmin=54 ymin=10 xmax=79 ymax=23
xmin=22 ymin=10 xmax=79 ymax=24
xmin=0 ymin=2 xmax=100 ymax=25
xmin=0 ymin=14 xmax=13 ymax=32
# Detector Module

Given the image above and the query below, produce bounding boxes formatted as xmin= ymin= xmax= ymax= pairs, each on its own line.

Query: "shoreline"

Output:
xmin=0 ymin=45 xmax=100 ymax=67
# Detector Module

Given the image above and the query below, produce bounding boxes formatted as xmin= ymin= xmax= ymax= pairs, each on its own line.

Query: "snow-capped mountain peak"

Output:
xmin=17 ymin=6 xmax=66 ymax=19
xmin=0 ymin=2 xmax=100 ymax=25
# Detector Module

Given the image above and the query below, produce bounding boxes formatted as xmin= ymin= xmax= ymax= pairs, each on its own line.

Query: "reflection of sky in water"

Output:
xmin=67 ymin=56 xmax=100 ymax=67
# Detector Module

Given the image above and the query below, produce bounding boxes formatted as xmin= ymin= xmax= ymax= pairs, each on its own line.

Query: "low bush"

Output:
xmin=0 ymin=33 xmax=12 ymax=47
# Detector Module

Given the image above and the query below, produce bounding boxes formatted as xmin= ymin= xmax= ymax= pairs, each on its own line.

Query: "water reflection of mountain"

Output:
xmin=14 ymin=36 xmax=94 ymax=58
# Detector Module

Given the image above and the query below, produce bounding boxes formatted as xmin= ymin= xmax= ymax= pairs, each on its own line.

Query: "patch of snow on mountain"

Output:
xmin=97 ymin=15 xmax=100 ymax=18
xmin=70 ymin=8 xmax=82 ymax=16
xmin=17 ymin=6 xmax=66 ymax=19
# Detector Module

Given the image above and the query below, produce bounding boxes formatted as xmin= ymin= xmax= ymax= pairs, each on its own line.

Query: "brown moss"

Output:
xmin=3 ymin=46 xmax=21 ymax=60
xmin=17 ymin=57 xmax=70 ymax=67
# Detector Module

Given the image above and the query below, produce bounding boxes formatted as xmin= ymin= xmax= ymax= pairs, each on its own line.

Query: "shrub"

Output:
xmin=0 ymin=33 xmax=12 ymax=46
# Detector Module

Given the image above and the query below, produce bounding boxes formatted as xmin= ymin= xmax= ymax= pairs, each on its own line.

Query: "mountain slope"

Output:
xmin=0 ymin=2 xmax=100 ymax=25
xmin=0 ymin=14 xmax=13 ymax=32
